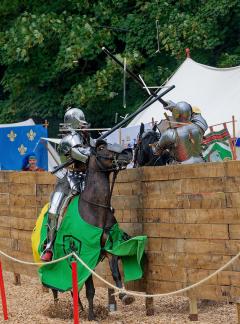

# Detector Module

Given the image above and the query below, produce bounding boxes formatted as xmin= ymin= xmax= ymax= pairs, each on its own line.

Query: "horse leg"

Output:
xmin=70 ymin=290 xmax=84 ymax=311
xmin=108 ymin=254 xmax=135 ymax=305
xmin=85 ymin=275 xmax=95 ymax=321
xmin=51 ymin=288 xmax=59 ymax=305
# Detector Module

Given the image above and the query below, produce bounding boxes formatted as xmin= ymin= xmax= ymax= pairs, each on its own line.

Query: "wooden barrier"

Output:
xmin=0 ymin=162 xmax=240 ymax=318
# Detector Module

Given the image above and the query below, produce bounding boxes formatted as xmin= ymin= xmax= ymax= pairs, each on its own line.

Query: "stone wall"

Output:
xmin=1 ymin=161 xmax=240 ymax=301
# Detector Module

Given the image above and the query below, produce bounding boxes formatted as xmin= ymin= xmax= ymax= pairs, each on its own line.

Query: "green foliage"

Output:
xmin=0 ymin=0 xmax=240 ymax=134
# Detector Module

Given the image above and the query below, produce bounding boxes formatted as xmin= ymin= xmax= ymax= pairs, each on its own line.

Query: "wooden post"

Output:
xmin=151 ymin=117 xmax=155 ymax=128
xmin=108 ymin=288 xmax=117 ymax=312
xmin=145 ymin=296 xmax=154 ymax=316
xmin=232 ymin=115 xmax=237 ymax=160
xmin=189 ymin=297 xmax=198 ymax=321
xmin=13 ymin=272 xmax=21 ymax=286
xmin=118 ymin=128 xmax=122 ymax=145
xmin=236 ymin=303 xmax=240 ymax=324
xmin=43 ymin=119 xmax=49 ymax=129
xmin=223 ymin=122 xmax=237 ymax=160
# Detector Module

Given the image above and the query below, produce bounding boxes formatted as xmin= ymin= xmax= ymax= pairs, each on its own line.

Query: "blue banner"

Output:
xmin=236 ymin=138 xmax=240 ymax=147
xmin=0 ymin=125 xmax=48 ymax=170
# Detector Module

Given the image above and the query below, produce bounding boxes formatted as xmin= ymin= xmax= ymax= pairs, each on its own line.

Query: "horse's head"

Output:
xmin=92 ymin=140 xmax=133 ymax=171
xmin=134 ymin=124 xmax=160 ymax=166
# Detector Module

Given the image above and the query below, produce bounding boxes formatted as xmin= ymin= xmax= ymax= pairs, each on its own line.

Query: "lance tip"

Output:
xmin=102 ymin=46 xmax=106 ymax=51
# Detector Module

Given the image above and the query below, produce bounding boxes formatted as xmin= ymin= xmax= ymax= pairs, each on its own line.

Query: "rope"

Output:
xmin=0 ymin=250 xmax=73 ymax=266
xmin=0 ymin=248 xmax=239 ymax=298
xmin=72 ymin=251 xmax=240 ymax=298
xmin=73 ymin=253 xmax=124 ymax=292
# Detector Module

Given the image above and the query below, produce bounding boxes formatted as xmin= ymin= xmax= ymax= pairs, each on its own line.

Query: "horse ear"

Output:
xmin=96 ymin=139 xmax=107 ymax=148
xmin=140 ymin=123 xmax=145 ymax=136
xmin=152 ymin=124 xmax=157 ymax=132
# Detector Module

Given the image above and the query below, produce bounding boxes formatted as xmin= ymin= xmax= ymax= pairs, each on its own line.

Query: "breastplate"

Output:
xmin=174 ymin=124 xmax=202 ymax=162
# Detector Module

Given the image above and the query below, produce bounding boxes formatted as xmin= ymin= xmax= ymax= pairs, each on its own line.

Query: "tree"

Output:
xmin=0 ymin=0 xmax=239 ymax=135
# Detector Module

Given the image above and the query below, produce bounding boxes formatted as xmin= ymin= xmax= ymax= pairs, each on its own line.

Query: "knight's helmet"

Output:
xmin=64 ymin=107 xmax=88 ymax=129
xmin=172 ymin=101 xmax=192 ymax=122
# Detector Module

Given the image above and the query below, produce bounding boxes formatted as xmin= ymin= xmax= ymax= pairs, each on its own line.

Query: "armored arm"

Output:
xmin=191 ymin=113 xmax=208 ymax=135
xmin=58 ymin=131 xmax=90 ymax=164
xmin=71 ymin=146 xmax=90 ymax=163
xmin=164 ymin=100 xmax=176 ymax=112
xmin=152 ymin=129 xmax=176 ymax=155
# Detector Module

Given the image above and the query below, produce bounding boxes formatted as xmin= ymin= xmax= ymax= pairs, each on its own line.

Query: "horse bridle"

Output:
xmin=82 ymin=146 xmax=125 ymax=212
xmin=92 ymin=146 xmax=126 ymax=173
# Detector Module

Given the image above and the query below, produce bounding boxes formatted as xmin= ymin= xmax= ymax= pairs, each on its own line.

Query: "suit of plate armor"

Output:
xmin=41 ymin=108 xmax=91 ymax=261
xmin=165 ymin=100 xmax=208 ymax=135
xmin=153 ymin=101 xmax=206 ymax=164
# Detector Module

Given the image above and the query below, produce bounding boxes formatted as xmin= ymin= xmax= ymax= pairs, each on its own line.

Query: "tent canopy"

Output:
xmin=128 ymin=58 xmax=240 ymax=136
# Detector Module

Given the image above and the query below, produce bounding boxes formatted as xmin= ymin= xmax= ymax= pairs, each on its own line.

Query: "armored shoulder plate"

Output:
xmin=158 ymin=128 xmax=176 ymax=149
xmin=58 ymin=131 xmax=84 ymax=156
xmin=191 ymin=113 xmax=208 ymax=134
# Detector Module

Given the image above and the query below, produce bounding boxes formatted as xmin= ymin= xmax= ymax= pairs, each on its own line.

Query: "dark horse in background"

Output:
xmin=49 ymin=140 xmax=135 ymax=321
xmin=134 ymin=123 xmax=173 ymax=167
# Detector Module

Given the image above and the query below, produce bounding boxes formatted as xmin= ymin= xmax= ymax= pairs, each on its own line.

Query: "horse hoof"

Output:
xmin=88 ymin=313 xmax=96 ymax=321
xmin=121 ymin=294 xmax=135 ymax=305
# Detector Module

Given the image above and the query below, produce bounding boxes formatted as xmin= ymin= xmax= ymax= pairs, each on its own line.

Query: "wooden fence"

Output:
xmin=1 ymin=161 xmax=240 ymax=317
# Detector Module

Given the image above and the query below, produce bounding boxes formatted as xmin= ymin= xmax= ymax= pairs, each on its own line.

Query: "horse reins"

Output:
xmin=82 ymin=147 xmax=121 ymax=211
xmin=81 ymin=170 xmax=118 ymax=211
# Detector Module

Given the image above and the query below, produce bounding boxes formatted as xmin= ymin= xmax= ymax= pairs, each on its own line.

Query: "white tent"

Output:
xmin=0 ymin=118 xmax=35 ymax=128
xmin=128 ymin=58 xmax=240 ymax=136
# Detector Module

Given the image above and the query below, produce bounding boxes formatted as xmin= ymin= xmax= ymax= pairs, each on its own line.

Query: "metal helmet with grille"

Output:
xmin=172 ymin=101 xmax=192 ymax=122
xmin=64 ymin=107 xmax=88 ymax=129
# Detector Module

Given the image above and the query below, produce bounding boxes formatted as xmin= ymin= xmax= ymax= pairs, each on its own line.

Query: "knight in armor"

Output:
xmin=152 ymin=101 xmax=207 ymax=164
xmin=41 ymin=107 xmax=91 ymax=262
xmin=165 ymin=100 xmax=208 ymax=135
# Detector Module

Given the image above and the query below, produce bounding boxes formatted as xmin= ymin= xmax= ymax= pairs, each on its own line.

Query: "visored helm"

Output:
xmin=64 ymin=107 xmax=88 ymax=129
xmin=172 ymin=101 xmax=192 ymax=122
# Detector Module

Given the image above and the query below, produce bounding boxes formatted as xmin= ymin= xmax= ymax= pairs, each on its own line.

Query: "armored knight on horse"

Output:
xmin=152 ymin=101 xmax=208 ymax=164
xmin=41 ymin=107 xmax=92 ymax=262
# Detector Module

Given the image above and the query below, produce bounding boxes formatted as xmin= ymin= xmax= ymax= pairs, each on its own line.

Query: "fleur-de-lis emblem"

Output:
xmin=27 ymin=129 xmax=36 ymax=141
xmin=18 ymin=144 xmax=27 ymax=155
xmin=7 ymin=130 xmax=17 ymax=142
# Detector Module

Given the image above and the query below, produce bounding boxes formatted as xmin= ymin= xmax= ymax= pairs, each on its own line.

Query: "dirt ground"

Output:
xmin=0 ymin=271 xmax=238 ymax=324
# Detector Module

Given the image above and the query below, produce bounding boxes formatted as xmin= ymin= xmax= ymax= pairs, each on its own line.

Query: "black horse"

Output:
xmin=134 ymin=123 xmax=172 ymax=167
xmin=45 ymin=140 xmax=135 ymax=321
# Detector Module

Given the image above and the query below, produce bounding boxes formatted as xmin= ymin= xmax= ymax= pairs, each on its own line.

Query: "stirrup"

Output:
xmin=41 ymin=250 xmax=53 ymax=262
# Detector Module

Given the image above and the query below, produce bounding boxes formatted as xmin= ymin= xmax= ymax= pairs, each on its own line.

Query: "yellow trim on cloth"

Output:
xmin=31 ymin=203 xmax=49 ymax=263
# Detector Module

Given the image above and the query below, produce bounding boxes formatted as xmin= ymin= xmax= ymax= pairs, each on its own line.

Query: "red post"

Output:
xmin=72 ymin=261 xmax=79 ymax=324
xmin=0 ymin=262 xmax=8 ymax=320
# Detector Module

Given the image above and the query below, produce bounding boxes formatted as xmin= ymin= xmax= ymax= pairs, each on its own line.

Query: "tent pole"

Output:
xmin=232 ymin=115 xmax=237 ymax=160
xmin=185 ymin=48 xmax=191 ymax=58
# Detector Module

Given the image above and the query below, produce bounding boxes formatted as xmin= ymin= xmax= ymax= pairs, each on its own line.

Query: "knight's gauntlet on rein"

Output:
xmin=71 ymin=146 xmax=90 ymax=163
xmin=151 ymin=142 xmax=162 ymax=155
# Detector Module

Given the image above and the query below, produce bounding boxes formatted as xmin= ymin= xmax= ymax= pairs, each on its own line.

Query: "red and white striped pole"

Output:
xmin=0 ymin=261 xmax=8 ymax=320
xmin=71 ymin=261 xmax=79 ymax=324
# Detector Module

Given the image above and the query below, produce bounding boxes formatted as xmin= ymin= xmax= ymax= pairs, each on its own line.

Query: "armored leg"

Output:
xmin=41 ymin=172 xmax=71 ymax=262
xmin=41 ymin=191 xmax=67 ymax=261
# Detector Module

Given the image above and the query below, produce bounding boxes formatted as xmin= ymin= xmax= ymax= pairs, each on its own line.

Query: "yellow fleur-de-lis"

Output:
xmin=18 ymin=144 xmax=27 ymax=155
xmin=27 ymin=129 xmax=36 ymax=141
xmin=7 ymin=130 xmax=17 ymax=142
